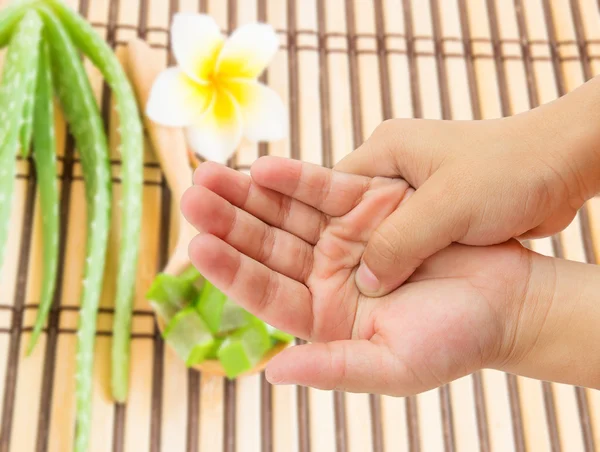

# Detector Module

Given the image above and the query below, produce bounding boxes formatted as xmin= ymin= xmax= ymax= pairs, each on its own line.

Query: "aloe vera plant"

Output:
xmin=0 ymin=0 xmax=39 ymax=47
xmin=0 ymin=10 xmax=42 ymax=269
xmin=27 ymin=40 xmax=59 ymax=355
xmin=19 ymin=54 xmax=37 ymax=156
xmin=39 ymin=7 xmax=112 ymax=451
xmin=43 ymin=0 xmax=144 ymax=403
xmin=0 ymin=1 xmax=144 ymax=449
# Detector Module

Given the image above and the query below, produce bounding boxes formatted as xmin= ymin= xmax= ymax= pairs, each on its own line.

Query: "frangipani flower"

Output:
xmin=146 ymin=14 xmax=287 ymax=163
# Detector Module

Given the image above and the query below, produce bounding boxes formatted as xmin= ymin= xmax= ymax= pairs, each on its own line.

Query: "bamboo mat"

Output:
xmin=1 ymin=0 xmax=600 ymax=451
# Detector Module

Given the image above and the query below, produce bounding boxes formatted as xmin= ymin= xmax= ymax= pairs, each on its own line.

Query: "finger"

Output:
xmin=251 ymin=156 xmax=370 ymax=217
xmin=265 ymin=340 xmax=399 ymax=394
xmin=193 ymin=161 xmax=325 ymax=244
xmin=356 ymin=174 xmax=466 ymax=296
xmin=334 ymin=119 xmax=456 ymax=187
xmin=182 ymin=185 xmax=313 ymax=282
xmin=189 ymin=233 xmax=313 ymax=339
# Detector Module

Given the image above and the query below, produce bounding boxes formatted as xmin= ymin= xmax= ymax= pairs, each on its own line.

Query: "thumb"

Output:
xmin=334 ymin=118 xmax=452 ymax=187
xmin=265 ymin=340 xmax=401 ymax=394
xmin=356 ymin=174 xmax=466 ymax=296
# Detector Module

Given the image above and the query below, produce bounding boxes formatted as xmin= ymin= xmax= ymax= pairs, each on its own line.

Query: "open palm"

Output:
xmin=182 ymin=157 xmax=532 ymax=396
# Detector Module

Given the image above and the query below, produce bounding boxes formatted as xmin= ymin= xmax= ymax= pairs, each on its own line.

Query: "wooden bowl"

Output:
xmin=156 ymin=316 xmax=290 ymax=377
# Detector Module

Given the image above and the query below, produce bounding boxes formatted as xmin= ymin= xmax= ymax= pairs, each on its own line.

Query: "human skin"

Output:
xmin=334 ymin=75 xmax=600 ymax=298
xmin=181 ymin=158 xmax=600 ymax=395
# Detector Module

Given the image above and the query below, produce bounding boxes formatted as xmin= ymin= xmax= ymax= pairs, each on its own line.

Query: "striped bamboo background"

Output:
xmin=1 ymin=0 xmax=600 ymax=451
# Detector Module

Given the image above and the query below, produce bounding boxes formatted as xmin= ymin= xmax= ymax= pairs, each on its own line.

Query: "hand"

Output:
xmin=181 ymin=158 xmax=535 ymax=395
xmin=334 ymin=76 xmax=600 ymax=296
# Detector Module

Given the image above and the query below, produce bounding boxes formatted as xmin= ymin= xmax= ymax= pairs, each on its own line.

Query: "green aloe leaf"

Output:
xmin=0 ymin=10 xmax=43 ymax=275
xmin=27 ymin=40 xmax=59 ymax=355
xmin=19 ymin=59 xmax=38 ymax=157
xmin=42 ymin=0 xmax=144 ymax=403
xmin=39 ymin=7 xmax=112 ymax=452
xmin=0 ymin=0 xmax=40 ymax=48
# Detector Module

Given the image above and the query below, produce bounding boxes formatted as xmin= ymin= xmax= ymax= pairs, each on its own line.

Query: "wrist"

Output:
xmin=492 ymin=250 xmax=554 ymax=372
xmin=529 ymin=76 xmax=600 ymax=201
xmin=497 ymin=252 xmax=600 ymax=388
xmin=490 ymin=248 xmax=555 ymax=372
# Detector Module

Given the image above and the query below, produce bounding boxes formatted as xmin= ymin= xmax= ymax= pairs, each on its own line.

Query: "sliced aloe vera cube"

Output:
xmin=266 ymin=324 xmax=295 ymax=344
xmin=149 ymin=301 xmax=176 ymax=324
xmin=196 ymin=281 xmax=227 ymax=332
xmin=206 ymin=337 xmax=224 ymax=360
xmin=164 ymin=308 xmax=215 ymax=367
xmin=179 ymin=265 xmax=204 ymax=291
xmin=217 ymin=321 xmax=272 ymax=379
xmin=217 ymin=342 xmax=253 ymax=379
xmin=220 ymin=300 xmax=251 ymax=333
xmin=196 ymin=281 xmax=249 ymax=334
xmin=146 ymin=273 xmax=196 ymax=322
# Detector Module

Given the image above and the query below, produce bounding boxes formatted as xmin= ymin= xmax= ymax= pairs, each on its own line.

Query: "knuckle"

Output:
xmin=312 ymin=170 xmax=333 ymax=212
xmin=241 ymin=176 xmax=254 ymax=209
xmin=257 ymin=271 xmax=280 ymax=314
xmin=299 ymin=244 xmax=313 ymax=283
xmin=276 ymin=194 xmax=293 ymax=228
xmin=327 ymin=344 xmax=348 ymax=391
xmin=257 ymin=226 xmax=276 ymax=264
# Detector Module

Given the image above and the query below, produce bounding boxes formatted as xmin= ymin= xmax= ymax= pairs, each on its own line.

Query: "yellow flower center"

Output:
xmin=207 ymin=71 xmax=223 ymax=90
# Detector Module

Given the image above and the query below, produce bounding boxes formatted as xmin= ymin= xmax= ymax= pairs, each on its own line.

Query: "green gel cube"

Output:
xmin=217 ymin=321 xmax=272 ymax=379
xmin=179 ymin=265 xmax=204 ymax=291
xmin=196 ymin=281 xmax=249 ymax=334
xmin=266 ymin=324 xmax=295 ymax=344
xmin=163 ymin=308 xmax=215 ymax=367
xmin=146 ymin=273 xmax=197 ymax=322
xmin=206 ymin=337 xmax=224 ymax=360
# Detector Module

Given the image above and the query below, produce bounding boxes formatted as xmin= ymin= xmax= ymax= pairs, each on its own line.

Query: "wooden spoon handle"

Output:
xmin=124 ymin=39 xmax=198 ymax=276
xmin=124 ymin=38 xmax=193 ymax=204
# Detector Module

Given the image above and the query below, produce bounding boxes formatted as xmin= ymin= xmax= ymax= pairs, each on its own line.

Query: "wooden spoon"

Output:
xmin=125 ymin=39 xmax=195 ymax=277
xmin=124 ymin=39 xmax=288 ymax=376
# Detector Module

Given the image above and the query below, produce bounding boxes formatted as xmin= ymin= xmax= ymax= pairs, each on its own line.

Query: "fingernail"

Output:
xmin=265 ymin=367 xmax=289 ymax=385
xmin=356 ymin=261 xmax=380 ymax=295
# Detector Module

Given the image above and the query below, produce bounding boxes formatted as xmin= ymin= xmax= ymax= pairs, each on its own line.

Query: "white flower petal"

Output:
xmin=216 ymin=23 xmax=279 ymax=80
xmin=185 ymin=89 xmax=243 ymax=163
xmin=146 ymin=68 xmax=213 ymax=127
xmin=225 ymin=80 xmax=287 ymax=142
xmin=171 ymin=13 xmax=224 ymax=83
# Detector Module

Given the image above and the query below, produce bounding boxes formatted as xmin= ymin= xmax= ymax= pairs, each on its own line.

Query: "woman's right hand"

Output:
xmin=334 ymin=75 xmax=600 ymax=297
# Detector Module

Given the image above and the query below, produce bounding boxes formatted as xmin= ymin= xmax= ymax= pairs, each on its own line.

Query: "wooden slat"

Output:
xmin=0 ymin=1 xmax=599 ymax=452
